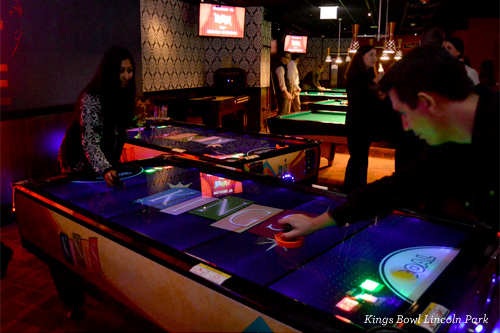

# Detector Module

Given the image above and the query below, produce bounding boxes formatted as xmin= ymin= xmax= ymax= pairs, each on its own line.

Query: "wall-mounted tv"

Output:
xmin=199 ymin=3 xmax=245 ymax=38
xmin=284 ymin=35 xmax=308 ymax=53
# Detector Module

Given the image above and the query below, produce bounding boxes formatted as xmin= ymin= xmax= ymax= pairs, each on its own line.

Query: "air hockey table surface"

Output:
xmin=13 ymin=156 xmax=499 ymax=332
xmin=124 ymin=120 xmax=321 ymax=183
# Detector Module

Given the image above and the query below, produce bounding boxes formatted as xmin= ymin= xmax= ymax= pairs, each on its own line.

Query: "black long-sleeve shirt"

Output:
xmin=330 ymin=86 xmax=499 ymax=230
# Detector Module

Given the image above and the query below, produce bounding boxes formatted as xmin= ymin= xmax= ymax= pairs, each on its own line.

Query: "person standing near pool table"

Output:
xmin=279 ymin=46 xmax=499 ymax=238
xmin=301 ymin=64 xmax=326 ymax=91
xmin=342 ymin=45 xmax=387 ymax=193
xmin=59 ymin=46 xmax=137 ymax=186
xmin=287 ymin=53 xmax=302 ymax=113
xmin=273 ymin=51 xmax=292 ymax=115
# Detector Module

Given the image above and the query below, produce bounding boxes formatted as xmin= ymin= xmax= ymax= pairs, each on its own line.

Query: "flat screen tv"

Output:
xmin=199 ymin=3 xmax=245 ymax=38
xmin=284 ymin=35 xmax=308 ymax=53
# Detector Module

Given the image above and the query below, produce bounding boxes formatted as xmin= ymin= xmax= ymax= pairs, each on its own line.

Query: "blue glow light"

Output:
xmin=475 ymin=324 xmax=484 ymax=333
xmin=492 ymin=319 xmax=500 ymax=333
xmin=487 ymin=298 xmax=491 ymax=303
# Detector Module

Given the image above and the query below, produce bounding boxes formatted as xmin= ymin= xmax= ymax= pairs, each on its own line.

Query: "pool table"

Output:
xmin=13 ymin=155 xmax=499 ymax=332
xmin=299 ymin=91 xmax=347 ymax=103
xmin=267 ymin=110 xmax=346 ymax=167
xmin=308 ymin=98 xmax=348 ymax=112
xmin=302 ymin=88 xmax=346 ymax=93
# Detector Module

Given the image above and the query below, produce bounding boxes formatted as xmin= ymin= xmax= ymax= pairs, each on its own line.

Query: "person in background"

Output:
xmin=301 ymin=64 xmax=326 ymax=91
xmin=287 ymin=53 xmax=302 ymax=112
xmin=278 ymin=46 xmax=499 ymax=239
xmin=273 ymin=51 xmax=292 ymax=115
xmin=420 ymin=26 xmax=445 ymax=47
xmin=479 ymin=60 xmax=498 ymax=92
xmin=59 ymin=46 xmax=136 ymax=186
xmin=342 ymin=45 xmax=386 ymax=193
xmin=444 ymin=36 xmax=480 ymax=86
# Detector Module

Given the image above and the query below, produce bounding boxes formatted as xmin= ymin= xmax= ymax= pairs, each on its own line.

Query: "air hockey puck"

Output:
xmin=275 ymin=232 xmax=305 ymax=249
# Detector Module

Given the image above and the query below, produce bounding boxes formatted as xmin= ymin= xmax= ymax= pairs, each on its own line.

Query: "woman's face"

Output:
xmin=119 ymin=59 xmax=134 ymax=88
xmin=362 ymin=49 xmax=378 ymax=68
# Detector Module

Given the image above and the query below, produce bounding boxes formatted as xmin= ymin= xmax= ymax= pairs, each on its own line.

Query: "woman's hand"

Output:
xmin=103 ymin=170 xmax=122 ymax=186
xmin=373 ymin=72 xmax=384 ymax=84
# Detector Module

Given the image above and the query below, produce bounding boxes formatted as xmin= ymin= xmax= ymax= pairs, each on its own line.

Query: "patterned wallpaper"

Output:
xmin=140 ymin=0 xmax=271 ymax=92
xmin=297 ymin=37 xmax=351 ymax=81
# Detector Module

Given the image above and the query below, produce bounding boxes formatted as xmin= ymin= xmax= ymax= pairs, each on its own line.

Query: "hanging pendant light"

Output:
xmin=325 ymin=47 xmax=332 ymax=62
xmin=345 ymin=51 xmax=351 ymax=62
xmin=335 ymin=18 xmax=343 ymax=63
xmin=349 ymin=24 xmax=359 ymax=53
xmin=380 ymin=41 xmax=390 ymax=60
xmin=385 ymin=22 xmax=397 ymax=53
xmin=380 ymin=1 xmax=391 ymax=61
xmin=378 ymin=63 xmax=384 ymax=73
xmin=394 ymin=39 xmax=403 ymax=60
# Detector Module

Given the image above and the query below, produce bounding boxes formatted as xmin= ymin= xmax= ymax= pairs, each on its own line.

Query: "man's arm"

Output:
xmin=278 ymin=145 xmax=439 ymax=239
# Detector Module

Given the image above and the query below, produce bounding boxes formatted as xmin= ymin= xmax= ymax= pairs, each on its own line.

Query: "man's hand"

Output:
xmin=278 ymin=212 xmax=337 ymax=240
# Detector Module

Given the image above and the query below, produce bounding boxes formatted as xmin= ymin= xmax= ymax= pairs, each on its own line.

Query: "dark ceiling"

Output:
xmin=189 ymin=0 xmax=499 ymax=39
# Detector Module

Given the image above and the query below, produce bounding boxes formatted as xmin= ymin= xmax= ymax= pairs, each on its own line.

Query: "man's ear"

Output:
xmin=417 ymin=92 xmax=437 ymax=113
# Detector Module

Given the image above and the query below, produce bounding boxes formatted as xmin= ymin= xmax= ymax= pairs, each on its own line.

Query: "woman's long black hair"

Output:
xmin=74 ymin=45 xmax=136 ymax=129
xmin=345 ymin=44 xmax=377 ymax=81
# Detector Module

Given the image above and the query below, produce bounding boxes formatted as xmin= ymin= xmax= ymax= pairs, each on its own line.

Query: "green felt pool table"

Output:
xmin=267 ymin=111 xmax=347 ymax=167
xmin=299 ymin=91 xmax=347 ymax=103
xmin=302 ymin=88 xmax=346 ymax=93
xmin=308 ymin=99 xmax=348 ymax=112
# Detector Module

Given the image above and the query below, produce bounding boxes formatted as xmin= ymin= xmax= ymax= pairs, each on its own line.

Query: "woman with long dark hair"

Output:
xmin=343 ymin=44 xmax=385 ymax=193
xmin=59 ymin=46 xmax=136 ymax=185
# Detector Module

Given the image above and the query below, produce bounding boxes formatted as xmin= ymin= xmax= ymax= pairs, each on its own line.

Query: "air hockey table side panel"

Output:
xmin=13 ymin=189 xmax=298 ymax=332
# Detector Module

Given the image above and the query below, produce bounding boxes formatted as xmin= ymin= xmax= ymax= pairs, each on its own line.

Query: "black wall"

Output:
xmin=1 ymin=0 xmax=142 ymax=112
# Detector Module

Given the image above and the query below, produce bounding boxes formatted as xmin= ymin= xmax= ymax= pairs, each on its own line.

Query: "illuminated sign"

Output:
xmin=199 ymin=3 xmax=245 ymax=38
xmin=379 ymin=246 xmax=460 ymax=303
xmin=284 ymin=35 xmax=308 ymax=54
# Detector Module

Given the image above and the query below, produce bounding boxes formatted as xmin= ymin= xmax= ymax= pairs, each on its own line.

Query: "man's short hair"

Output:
xmin=420 ymin=26 xmax=445 ymax=47
xmin=278 ymin=51 xmax=290 ymax=59
xmin=380 ymin=46 xmax=474 ymax=109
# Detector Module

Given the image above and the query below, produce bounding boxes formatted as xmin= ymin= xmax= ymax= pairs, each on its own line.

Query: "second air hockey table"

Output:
xmin=13 ymin=156 xmax=499 ymax=332
xmin=122 ymin=120 xmax=320 ymax=183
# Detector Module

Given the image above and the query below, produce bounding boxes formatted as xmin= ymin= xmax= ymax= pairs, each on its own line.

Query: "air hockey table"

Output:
xmin=13 ymin=155 xmax=499 ymax=332
xmin=122 ymin=120 xmax=321 ymax=183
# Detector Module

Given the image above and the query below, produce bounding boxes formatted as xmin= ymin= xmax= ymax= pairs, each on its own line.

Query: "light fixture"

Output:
xmin=394 ymin=39 xmax=403 ymax=60
xmin=384 ymin=22 xmax=397 ymax=53
xmin=345 ymin=52 xmax=351 ymax=62
xmin=319 ymin=6 xmax=338 ymax=19
xmin=325 ymin=47 xmax=332 ymax=62
xmin=349 ymin=24 xmax=359 ymax=53
xmin=380 ymin=41 xmax=390 ymax=60
xmin=335 ymin=18 xmax=342 ymax=63
xmin=378 ymin=63 xmax=384 ymax=73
